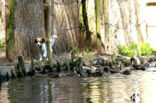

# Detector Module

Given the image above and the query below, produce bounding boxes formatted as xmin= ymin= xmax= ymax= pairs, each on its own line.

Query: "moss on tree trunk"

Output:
xmin=45 ymin=0 xmax=53 ymax=68
xmin=6 ymin=0 xmax=14 ymax=60
xmin=46 ymin=41 xmax=53 ymax=68
xmin=104 ymin=0 xmax=110 ymax=43
xmin=95 ymin=0 xmax=102 ymax=53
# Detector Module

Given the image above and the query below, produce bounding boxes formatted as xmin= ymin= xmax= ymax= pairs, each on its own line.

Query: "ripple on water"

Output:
xmin=0 ymin=69 xmax=156 ymax=103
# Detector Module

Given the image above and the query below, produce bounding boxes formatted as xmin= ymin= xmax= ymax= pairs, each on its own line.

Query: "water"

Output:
xmin=1 ymin=68 xmax=156 ymax=103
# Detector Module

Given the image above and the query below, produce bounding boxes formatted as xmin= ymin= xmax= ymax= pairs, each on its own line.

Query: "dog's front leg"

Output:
xmin=43 ymin=51 xmax=48 ymax=60
xmin=50 ymin=48 xmax=53 ymax=53
xmin=39 ymin=54 xmax=43 ymax=61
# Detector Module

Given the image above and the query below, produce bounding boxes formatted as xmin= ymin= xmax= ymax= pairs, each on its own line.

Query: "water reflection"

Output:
xmin=0 ymin=77 xmax=82 ymax=103
xmin=0 ymin=82 xmax=10 ymax=103
xmin=0 ymin=69 xmax=156 ymax=103
xmin=81 ymin=77 xmax=104 ymax=103
xmin=51 ymin=77 xmax=82 ymax=103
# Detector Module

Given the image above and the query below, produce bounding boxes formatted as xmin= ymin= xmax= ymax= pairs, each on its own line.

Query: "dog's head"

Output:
xmin=35 ymin=37 xmax=45 ymax=46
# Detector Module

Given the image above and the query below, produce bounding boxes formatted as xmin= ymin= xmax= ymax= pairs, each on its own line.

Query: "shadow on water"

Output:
xmin=1 ymin=68 xmax=156 ymax=103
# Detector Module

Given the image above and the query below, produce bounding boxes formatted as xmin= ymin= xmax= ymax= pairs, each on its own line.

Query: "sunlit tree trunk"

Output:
xmin=45 ymin=0 xmax=53 ymax=68
xmin=104 ymin=0 xmax=109 ymax=53
xmin=95 ymin=0 xmax=103 ymax=54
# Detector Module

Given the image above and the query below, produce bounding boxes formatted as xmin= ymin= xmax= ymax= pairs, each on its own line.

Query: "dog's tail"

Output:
xmin=50 ymin=35 xmax=58 ymax=47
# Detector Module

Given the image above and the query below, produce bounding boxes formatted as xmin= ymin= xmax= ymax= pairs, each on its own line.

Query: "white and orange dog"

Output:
xmin=35 ymin=35 xmax=58 ymax=61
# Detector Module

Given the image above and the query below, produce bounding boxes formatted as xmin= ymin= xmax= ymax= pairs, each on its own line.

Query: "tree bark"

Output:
xmin=95 ymin=0 xmax=102 ymax=54
xmin=82 ymin=0 xmax=92 ymax=46
xmin=6 ymin=0 xmax=14 ymax=61
xmin=45 ymin=0 xmax=53 ymax=68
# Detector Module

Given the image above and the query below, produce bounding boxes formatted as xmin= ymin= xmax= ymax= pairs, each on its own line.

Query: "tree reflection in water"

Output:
xmin=0 ymin=69 xmax=156 ymax=103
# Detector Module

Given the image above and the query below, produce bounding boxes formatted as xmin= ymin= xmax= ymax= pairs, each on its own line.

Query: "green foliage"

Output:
xmin=70 ymin=44 xmax=79 ymax=56
xmin=119 ymin=45 xmax=135 ymax=57
xmin=82 ymin=48 xmax=90 ymax=60
xmin=119 ymin=43 xmax=154 ymax=57
xmin=24 ymin=61 xmax=29 ymax=64
xmin=70 ymin=45 xmax=90 ymax=64
xmin=129 ymin=43 xmax=137 ymax=50
xmin=70 ymin=44 xmax=79 ymax=62
xmin=152 ymin=48 xmax=156 ymax=51
xmin=140 ymin=43 xmax=153 ymax=56
xmin=0 ymin=38 xmax=6 ymax=48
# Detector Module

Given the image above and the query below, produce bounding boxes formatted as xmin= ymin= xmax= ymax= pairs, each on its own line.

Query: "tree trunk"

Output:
xmin=45 ymin=0 xmax=53 ymax=68
xmin=6 ymin=0 xmax=14 ymax=61
xmin=6 ymin=0 xmax=45 ymax=60
xmin=95 ymin=0 xmax=102 ymax=54
xmin=82 ymin=0 xmax=92 ymax=47
xmin=5 ymin=0 xmax=10 ymax=59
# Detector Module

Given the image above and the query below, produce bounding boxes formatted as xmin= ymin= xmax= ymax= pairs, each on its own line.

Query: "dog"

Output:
xmin=35 ymin=35 xmax=58 ymax=61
